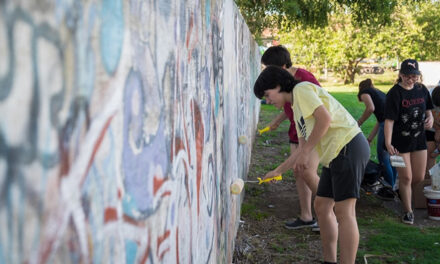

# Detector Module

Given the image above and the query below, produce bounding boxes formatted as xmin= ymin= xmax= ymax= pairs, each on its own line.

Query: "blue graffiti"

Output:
xmin=100 ymin=0 xmax=124 ymax=75
xmin=122 ymin=69 xmax=170 ymax=218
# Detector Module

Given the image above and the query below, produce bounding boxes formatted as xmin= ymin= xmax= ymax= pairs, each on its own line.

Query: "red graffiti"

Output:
xmin=192 ymin=101 xmax=204 ymax=216
xmin=157 ymin=230 xmax=171 ymax=258
xmin=104 ymin=207 xmax=118 ymax=223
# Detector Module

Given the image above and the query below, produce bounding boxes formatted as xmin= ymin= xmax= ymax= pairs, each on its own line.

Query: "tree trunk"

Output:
xmin=344 ymin=61 xmax=356 ymax=84
xmin=344 ymin=59 xmax=363 ymax=84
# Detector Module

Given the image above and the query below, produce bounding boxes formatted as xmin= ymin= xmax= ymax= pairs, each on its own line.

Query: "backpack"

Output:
xmin=362 ymin=160 xmax=381 ymax=186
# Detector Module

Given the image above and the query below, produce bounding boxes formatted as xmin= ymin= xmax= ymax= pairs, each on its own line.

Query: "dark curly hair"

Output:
xmin=254 ymin=66 xmax=300 ymax=99
xmin=261 ymin=45 xmax=293 ymax=68
xmin=431 ymin=86 xmax=440 ymax=107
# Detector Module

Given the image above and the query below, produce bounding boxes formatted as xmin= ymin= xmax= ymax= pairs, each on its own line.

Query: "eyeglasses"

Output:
xmin=402 ymin=74 xmax=419 ymax=81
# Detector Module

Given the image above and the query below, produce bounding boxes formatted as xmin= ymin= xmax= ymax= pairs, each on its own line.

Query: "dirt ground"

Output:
xmin=232 ymin=131 xmax=440 ymax=264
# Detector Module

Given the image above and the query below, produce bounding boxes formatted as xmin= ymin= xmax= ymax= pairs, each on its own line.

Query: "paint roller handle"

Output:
xmin=257 ymin=175 xmax=282 ymax=184
xmin=258 ymin=126 xmax=270 ymax=135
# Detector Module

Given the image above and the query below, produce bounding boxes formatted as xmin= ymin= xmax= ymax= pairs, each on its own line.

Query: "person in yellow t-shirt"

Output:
xmin=253 ymin=66 xmax=370 ymax=264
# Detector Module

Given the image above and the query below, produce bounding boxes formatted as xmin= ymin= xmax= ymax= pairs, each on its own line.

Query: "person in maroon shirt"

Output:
xmin=261 ymin=45 xmax=320 ymax=230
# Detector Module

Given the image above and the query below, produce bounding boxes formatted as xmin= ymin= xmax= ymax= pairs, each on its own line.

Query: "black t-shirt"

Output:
xmin=384 ymin=83 xmax=433 ymax=152
xmin=358 ymin=87 xmax=386 ymax=122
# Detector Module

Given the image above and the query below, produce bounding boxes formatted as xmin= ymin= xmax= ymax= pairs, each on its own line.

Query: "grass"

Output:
xmin=240 ymin=202 xmax=269 ymax=221
xmin=318 ymin=70 xmax=398 ymax=92
xmin=358 ymin=215 xmax=440 ymax=263
xmin=270 ymin=243 xmax=285 ymax=253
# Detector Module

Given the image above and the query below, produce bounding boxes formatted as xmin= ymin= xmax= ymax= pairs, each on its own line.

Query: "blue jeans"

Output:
xmin=377 ymin=122 xmax=397 ymax=186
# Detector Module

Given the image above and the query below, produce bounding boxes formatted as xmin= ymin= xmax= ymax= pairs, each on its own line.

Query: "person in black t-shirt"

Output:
xmin=357 ymin=79 xmax=397 ymax=189
xmin=384 ymin=59 xmax=433 ymax=225
xmin=425 ymin=86 xmax=440 ymax=173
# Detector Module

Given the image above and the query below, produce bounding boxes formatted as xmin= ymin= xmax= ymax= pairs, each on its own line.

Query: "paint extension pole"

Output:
xmin=230 ymin=175 xmax=282 ymax=195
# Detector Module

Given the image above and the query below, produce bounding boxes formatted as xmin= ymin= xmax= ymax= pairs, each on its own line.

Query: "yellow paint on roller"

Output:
xmin=230 ymin=178 xmax=244 ymax=194
xmin=238 ymin=135 xmax=247 ymax=144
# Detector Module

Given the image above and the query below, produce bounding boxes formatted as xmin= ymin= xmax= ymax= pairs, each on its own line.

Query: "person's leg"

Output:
xmin=397 ymin=153 xmax=412 ymax=213
xmin=398 ymin=150 xmax=426 ymax=224
xmin=296 ymin=177 xmax=313 ymax=221
xmin=426 ymin=140 xmax=436 ymax=174
xmin=334 ymin=198 xmax=358 ymax=264
xmin=377 ymin=123 xmax=396 ymax=186
xmin=302 ymin=149 xmax=320 ymax=195
xmin=410 ymin=150 xmax=427 ymax=186
xmin=314 ymin=196 xmax=337 ymax=263
xmin=328 ymin=133 xmax=369 ymax=262
xmin=291 ymin=144 xmax=313 ymax=221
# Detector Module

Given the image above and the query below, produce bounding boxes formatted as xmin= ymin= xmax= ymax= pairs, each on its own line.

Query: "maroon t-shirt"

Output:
xmin=283 ymin=68 xmax=321 ymax=143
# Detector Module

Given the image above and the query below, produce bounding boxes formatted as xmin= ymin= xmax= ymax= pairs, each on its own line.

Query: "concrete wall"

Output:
xmin=0 ymin=0 xmax=260 ymax=263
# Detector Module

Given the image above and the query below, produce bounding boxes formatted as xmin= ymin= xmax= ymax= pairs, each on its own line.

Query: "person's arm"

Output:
xmin=268 ymin=112 xmax=288 ymax=130
xmin=425 ymin=110 xmax=433 ymax=129
xmin=262 ymin=134 xmax=308 ymax=180
xmin=357 ymin=94 xmax=375 ymax=126
xmin=292 ymin=105 xmax=331 ymax=172
xmin=384 ymin=119 xmax=398 ymax=155
xmin=367 ymin=122 xmax=380 ymax=145
xmin=265 ymin=83 xmax=329 ymax=177
xmin=298 ymin=137 xmax=306 ymax=147
xmin=433 ymin=112 xmax=440 ymax=142
xmin=263 ymin=146 xmax=300 ymax=180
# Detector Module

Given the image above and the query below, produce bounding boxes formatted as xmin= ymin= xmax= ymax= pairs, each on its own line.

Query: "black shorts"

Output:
xmin=426 ymin=130 xmax=435 ymax=142
xmin=393 ymin=130 xmax=427 ymax=153
xmin=317 ymin=133 xmax=370 ymax=202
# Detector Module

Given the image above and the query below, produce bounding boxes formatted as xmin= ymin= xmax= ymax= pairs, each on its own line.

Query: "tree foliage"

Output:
xmin=415 ymin=1 xmax=440 ymax=59
xmin=235 ymin=0 xmax=440 ymax=83
xmin=235 ymin=0 xmax=402 ymax=36
xmin=275 ymin=1 xmax=440 ymax=83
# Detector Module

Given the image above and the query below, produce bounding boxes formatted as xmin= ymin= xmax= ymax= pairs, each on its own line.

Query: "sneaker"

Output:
xmin=311 ymin=225 xmax=320 ymax=232
xmin=402 ymin=211 xmax=414 ymax=225
xmin=285 ymin=218 xmax=317 ymax=230
xmin=375 ymin=186 xmax=395 ymax=201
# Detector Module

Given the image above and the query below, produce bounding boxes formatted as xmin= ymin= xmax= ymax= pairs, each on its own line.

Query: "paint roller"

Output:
xmin=230 ymin=175 xmax=283 ymax=195
xmin=230 ymin=179 xmax=245 ymax=195
xmin=238 ymin=135 xmax=247 ymax=144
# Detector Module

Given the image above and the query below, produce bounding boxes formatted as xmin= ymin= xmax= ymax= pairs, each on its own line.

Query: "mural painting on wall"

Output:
xmin=0 ymin=0 xmax=260 ymax=263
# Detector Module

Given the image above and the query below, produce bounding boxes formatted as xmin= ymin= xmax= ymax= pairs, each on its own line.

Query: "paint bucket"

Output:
xmin=429 ymin=162 xmax=440 ymax=190
xmin=423 ymin=186 xmax=440 ymax=220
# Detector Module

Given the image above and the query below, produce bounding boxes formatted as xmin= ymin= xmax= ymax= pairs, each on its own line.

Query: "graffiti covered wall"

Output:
xmin=0 ymin=0 xmax=260 ymax=263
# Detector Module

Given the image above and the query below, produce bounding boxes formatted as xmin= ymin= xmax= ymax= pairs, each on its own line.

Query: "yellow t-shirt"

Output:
xmin=292 ymin=82 xmax=361 ymax=167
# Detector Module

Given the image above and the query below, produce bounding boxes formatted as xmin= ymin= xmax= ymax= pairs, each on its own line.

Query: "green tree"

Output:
xmin=235 ymin=0 xmax=400 ymax=37
xmin=415 ymin=1 xmax=440 ymax=59
xmin=277 ymin=1 xmax=440 ymax=84
xmin=279 ymin=11 xmax=377 ymax=84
